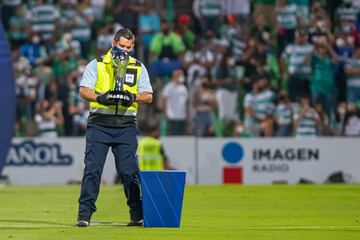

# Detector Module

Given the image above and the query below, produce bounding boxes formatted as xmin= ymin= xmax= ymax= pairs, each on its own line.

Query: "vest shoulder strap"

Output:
xmin=129 ymin=58 xmax=141 ymax=67
xmin=97 ymin=56 xmax=104 ymax=62
xmin=134 ymin=60 xmax=141 ymax=67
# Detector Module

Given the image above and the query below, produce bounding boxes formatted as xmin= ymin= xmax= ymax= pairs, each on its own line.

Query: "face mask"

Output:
xmin=342 ymin=24 xmax=352 ymax=33
xmin=112 ymin=45 xmax=132 ymax=56
xmin=32 ymin=36 xmax=40 ymax=44
xmin=177 ymin=76 xmax=185 ymax=83
xmin=64 ymin=33 xmax=72 ymax=41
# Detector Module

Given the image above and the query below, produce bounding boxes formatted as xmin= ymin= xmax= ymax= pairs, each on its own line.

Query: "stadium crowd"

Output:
xmin=3 ymin=0 xmax=360 ymax=138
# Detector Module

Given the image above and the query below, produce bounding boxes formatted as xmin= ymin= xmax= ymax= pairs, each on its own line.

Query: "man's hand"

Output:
xmin=96 ymin=91 xmax=119 ymax=105
xmin=119 ymin=90 xmax=136 ymax=107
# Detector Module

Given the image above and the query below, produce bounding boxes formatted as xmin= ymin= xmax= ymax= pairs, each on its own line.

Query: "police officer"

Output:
xmin=76 ymin=28 xmax=153 ymax=227
xmin=138 ymin=124 xmax=169 ymax=171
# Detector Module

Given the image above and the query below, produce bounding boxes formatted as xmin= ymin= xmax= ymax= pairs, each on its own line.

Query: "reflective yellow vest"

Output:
xmin=138 ymin=136 xmax=164 ymax=170
xmin=90 ymin=50 xmax=142 ymax=116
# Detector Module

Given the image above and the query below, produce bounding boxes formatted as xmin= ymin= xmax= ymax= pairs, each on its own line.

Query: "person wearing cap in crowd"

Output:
xmin=176 ymin=14 xmax=196 ymax=50
xmin=76 ymin=28 xmax=153 ymax=227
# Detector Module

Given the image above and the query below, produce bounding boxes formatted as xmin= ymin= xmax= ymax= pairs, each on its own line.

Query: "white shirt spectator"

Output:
xmin=162 ymin=82 xmax=189 ymax=121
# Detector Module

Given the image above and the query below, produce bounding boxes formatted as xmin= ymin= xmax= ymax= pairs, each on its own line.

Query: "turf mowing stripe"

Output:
xmin=237 ymin=226 xmax=360 ymax=231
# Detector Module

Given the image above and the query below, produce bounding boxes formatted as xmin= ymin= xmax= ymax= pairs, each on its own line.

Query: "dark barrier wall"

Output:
xmin=0 ymin=23 xmax=15 ymax=175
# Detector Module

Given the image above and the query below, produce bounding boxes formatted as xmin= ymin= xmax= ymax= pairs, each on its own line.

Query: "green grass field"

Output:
xmin=0 ymin=184 xmax=359 ymax=240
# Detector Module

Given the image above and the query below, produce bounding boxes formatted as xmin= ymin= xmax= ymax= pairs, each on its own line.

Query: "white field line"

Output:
xmin=0 ymin=222 xmax=128 ymax=228
xmin=0 ymin=223 xmax=359 ymax=230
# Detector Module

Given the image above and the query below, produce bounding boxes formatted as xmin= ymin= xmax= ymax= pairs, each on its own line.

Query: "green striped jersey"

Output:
xmin=35 ymin=114 xmax=58 ymax=138
xmin=199 ymin=0 xmax=222 ymax=17
xmin=275 ymin=103 xmax=292 ymax=125
xmin=336 ymin=6 xmax=360 ymax=23
xmin=294 ymin=109 xmax=319 ymax=137
xmin=346 ymin=58 xmax=360 ymax=88
xmin=26 ymin=4 xmax=60 ymax=40
xmin=277 ymin=4 xmax=298 ymax=29
xmin=283 ymin=43 xmax=313 ymax=76
xmin=244 ymin=89 xmax=275 ymax=125
xmin=61 ymin=8 xmax=93 ymax=42
xmin=3 ymin=0 xmax=21 ymax=6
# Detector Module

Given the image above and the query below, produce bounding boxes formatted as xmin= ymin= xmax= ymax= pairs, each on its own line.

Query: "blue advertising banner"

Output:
xmin=0 ymin=22 xmax=16 ymax=174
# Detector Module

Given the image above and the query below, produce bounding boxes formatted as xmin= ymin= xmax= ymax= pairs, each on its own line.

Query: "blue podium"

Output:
xmin=140 ymin=170 xmax=186 ymax=228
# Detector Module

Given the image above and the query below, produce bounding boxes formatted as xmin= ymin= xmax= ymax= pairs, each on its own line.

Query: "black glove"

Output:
xmin=96 ymin=91 xmax=119 ymax=106
xmin=119 ymin=90 xmax=136 ymax=107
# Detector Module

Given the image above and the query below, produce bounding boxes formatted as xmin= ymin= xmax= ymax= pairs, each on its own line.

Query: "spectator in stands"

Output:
xmin=138 ymin=2 xmax=160 ymax=65
xmin=334 ymin=35 xmax=354 ymax=103
xmin=306 ymin=36 xmax=339 ymax=119
xmin=253 ymin=0 xmax=276 ymax=29
xmin=112 ymin=0 xmax=141 ymax=35
xmin=280 ymin=29 xmax=313 ymax=102
xmin=293 ymin=95 xmax=320 ymax=137
xmin=221 ymin=15 xmax=248 ymax=62
xmin=192 ymin=76 xmax=217 ymax=136
xmin=160 ymin=69 xmax=189 ymax=135
xmin=274 ymin=90 xmax=293 ymax=136
xmin=183 ymin=39 xmax=213 ymax=92
xmin=90 ymin=0 xmax=109 ymax=22
xmin=345 ymin=45 xmax=360 ymax=103
xmin=244 ymin=75 xmax=274 ymax=137
xmin=96 ymin=23 xmax=116 ymax=56
xmin=335 ymin=0 xmax=360 ymax=26
xmin=213 ymin=47 xmax=238 ymax=136
xmin=315 ymin=102 xmax=333 ymax=136
xmin=275 ymin=0 xmax=299 ymax=55
xmin=8 ymin=5 xmax=27 ymax=46
xmin=175 ymin=14 xmax=196 ymax=50
xmin=288 ymin=0 xmax=310 ymax=26
xmin=61 ymin=0 xmax=95 ymax=59
xmin=250 ymin=14 xmax=273 ymax=47
xmin=67 ymin=63 xmax=89 ymax=136
xmin=52 ymin=38 xmax=79 ymax=84
xmin=222 ymin=0 xmax=251 ymax=28
xmin=192 ymin=0 xmax=223 ymax=36
xmin=1 ymin=0 xmax=22 ymax=31
xmin=35 ymin=99 xmax=64 ymax=138
xmin=13 ymin=46 xmax=38 ymax=136
xmin=243 ymin=37 xmax=268 ymax=89
xmin=308 ymin=2 xmax=331 ymax=44
xmin=20 ymin=33 xmax=48 ymax=67
xmin=150 ymin=20 xmax=185 ymax=78
xmin=343 ymin=103 xmax=360 ymax=136
xmin=26 ymin=0 xmax=60 ymax=42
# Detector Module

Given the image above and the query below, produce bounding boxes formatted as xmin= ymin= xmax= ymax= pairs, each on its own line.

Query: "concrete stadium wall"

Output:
xmin=3 ymin=137 xmax=360 ymax=185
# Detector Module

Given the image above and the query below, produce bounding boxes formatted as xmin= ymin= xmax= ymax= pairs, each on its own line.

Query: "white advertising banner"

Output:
xmin=3 ymin=138 xmax=118 ymax=185
xmin=161 ymin=137 xmax=196 ymax=184
xmin=3 ymin=137 xmax=360 ymax=185
xmin=3 ymin=137 xmax=196 ymax=185
xmin=198 ymin=138 xmax=360 ymax=184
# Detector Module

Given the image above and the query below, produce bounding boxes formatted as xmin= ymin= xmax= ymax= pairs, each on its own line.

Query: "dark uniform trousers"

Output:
xmin=78 ymin=123 xmax=143 ymax=221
